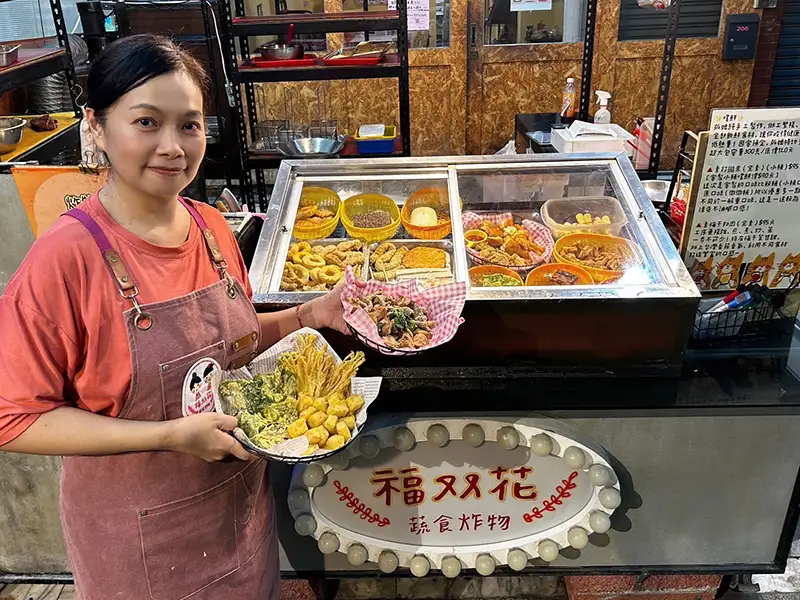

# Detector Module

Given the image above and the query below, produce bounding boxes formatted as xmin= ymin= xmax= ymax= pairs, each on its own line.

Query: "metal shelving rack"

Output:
xmin=0 ymin=0 xmax=81 ymax=169
xmin=202 ymin=0 xmax=411 ymax=209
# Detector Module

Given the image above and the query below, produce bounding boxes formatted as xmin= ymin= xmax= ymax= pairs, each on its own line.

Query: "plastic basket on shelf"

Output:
xmin=341 ymin=193 xmax=401 ymax=242
xmin=401 ymin=187 xmax=453 ymax=240
xmin=292 ymin=187 xmax=342 ymax=240
xmin=354 ymin=125 xmax=397 ymax=155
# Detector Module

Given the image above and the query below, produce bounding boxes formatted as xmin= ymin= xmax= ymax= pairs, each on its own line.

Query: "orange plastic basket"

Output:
xmin=292 ymin=187 xmax=341 ymax=241
xmin=468 ymin=265 xmax=524 ymax=287
xmin=526 ymin=263 xmax=594 ymax=286
xmin=401 ymin=187 xmax=452 ymax=240
xmin=341 ymin=193 xmax=401 ymax=242
xmin=553 ymin=233 xmax=643 ymax=284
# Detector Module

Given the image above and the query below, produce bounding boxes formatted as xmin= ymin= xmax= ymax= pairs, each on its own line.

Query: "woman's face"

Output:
xmin=89 ymin=70 xmax=205 ymax=199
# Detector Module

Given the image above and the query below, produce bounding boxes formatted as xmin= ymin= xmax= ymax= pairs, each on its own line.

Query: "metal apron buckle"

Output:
xmin=121 ymin=286 xmax=153 ymax=330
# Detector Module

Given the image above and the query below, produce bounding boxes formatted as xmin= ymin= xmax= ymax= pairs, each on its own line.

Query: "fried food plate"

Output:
xmin=214 ymin=328 xmax=382 ymax=463
xmin=342 ymin=266 xmax=466 ymax=356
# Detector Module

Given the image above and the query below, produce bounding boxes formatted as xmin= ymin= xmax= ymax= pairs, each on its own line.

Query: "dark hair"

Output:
xmin=87 ymin=34 xmax=210 ymax=122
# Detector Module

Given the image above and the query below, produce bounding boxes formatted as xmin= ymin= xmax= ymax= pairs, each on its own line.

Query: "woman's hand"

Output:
xmin=299 ymin=280 xmax=357 ymax=335
xmin=165 ymin=413 xmax=254 ymax=462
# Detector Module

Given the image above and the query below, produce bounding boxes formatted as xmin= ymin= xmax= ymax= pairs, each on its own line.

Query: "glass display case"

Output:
xmin=249 ymin=153 xmax=700 ymax=373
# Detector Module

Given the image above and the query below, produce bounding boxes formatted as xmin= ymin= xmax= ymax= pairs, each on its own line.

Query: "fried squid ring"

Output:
xmin=309 ymin=267 xmax=322 ymax=283
xmin=297 ymin=242 xmax=312 ymax=253
xmin=318 ymin=265 xmax=342 ymax=285
xmin=285 ymin=263 xmax=310 ymax=283
xmin=337 ymin=240 xmax=362 ymax=253
xmin=302 ymin=253 xmax=326 ymax=269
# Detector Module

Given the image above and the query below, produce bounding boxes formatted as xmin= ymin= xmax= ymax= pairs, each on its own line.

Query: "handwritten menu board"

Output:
xmin=388 ymin=0 xmax=430 ymax=30
xmin=683 ymin=108 xmax=800 ymax=291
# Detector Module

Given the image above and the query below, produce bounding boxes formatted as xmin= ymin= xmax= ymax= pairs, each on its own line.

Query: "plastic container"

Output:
xmin=401 ymin=187 xmax=452 ymax=240
xmin=526 ymin=263 xmax=593 ymax=286
xmin=354 ymin=125 xmax=397 ymax=155
xmin=468 ymin=265 xmax=524 ymax=287
xmin=292 ymin=187 xmax=341 ymax=240
xmin=553 ymin=233 xmax=643 ymax=283
xmin=550 ymin=124 xmax=634 ymax=154
xmin=541 ymin=196 xmax=627 ymax=239
xmin=341 ymin=193 xmax=401 ymax=242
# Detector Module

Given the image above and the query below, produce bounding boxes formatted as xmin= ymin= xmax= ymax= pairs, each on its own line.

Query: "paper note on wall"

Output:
xmin=683 ymin=108 xmax=800 ymax=290
xmin=11 ymin=166 xmax=107 ymax=238
xmin=511 ymin=0 xmax=552 ymax=11
xmin=387 ymin=0 xmax=430 ymax=30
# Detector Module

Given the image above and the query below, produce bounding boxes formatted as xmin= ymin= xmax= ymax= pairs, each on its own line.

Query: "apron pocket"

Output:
xmin=235 ymin=461 xmax=273 ymax=563
xmin=139 ymin=476 xmax=241 ymax=600
xmin=159 ymin=340 xmax=227 ymax=421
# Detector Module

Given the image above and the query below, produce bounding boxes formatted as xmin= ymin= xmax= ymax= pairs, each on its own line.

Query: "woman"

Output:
xmin=0 ymin=34 xmax=345 ymax=599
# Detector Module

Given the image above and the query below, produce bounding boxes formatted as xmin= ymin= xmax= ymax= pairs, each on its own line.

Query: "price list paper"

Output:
xmin=684 ymin=108 xmax=800 ymax=291
xmin=388 ymin=0 xmax=430 ymax=31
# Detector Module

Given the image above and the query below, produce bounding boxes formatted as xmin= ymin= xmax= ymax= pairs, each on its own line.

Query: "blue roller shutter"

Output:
xmin=768 ymin=0 xmax=800 ymax=106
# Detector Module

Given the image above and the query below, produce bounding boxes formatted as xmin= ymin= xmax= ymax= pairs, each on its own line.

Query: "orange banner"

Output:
xmin=11 ymin=165 xmax=107 ymax=238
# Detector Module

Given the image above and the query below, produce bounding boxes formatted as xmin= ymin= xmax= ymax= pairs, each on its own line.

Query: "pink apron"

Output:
xmin=59 ymin=199 xmax=279 ymax=600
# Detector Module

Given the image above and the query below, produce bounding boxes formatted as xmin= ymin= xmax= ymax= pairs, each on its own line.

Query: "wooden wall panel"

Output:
xmin=479 ymin=59 xmax=581 ymax=154
xmin=611 ymin=57 xmax=660 ymax=134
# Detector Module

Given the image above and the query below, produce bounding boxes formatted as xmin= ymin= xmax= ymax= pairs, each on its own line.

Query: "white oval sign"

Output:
xmin=289 ymin=416 xmax=621 ymax=573
xmin=314 ymin=442 xmax=592 ymax=547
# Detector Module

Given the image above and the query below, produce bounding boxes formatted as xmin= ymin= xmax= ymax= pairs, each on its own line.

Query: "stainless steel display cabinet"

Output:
xmin=249 ymin=154 xmax=700 ymax=375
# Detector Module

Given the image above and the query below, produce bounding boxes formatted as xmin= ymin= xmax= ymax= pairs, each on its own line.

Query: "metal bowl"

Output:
xmin=276 ymin=136 xmax=345 ymax=158
xmin=0 ymin=118 xmax=26 ymax=153
xmin=259 ymin=43 xmax=304 ymax=61
xmin=640 ymin=179 xmax=670 ymax=205
xmin=0 ymin=44 xmax=20 ymax=68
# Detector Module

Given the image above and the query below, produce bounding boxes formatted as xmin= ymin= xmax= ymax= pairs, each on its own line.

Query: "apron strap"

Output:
xmin=65 ymin=207 xmax=153 ymax=330
xmin=179 ymin=197 xmax=238 ymax=299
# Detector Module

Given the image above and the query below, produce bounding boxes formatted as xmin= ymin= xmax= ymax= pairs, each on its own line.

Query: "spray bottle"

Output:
xmin=594 ymin=90 xmax=612 ymax=124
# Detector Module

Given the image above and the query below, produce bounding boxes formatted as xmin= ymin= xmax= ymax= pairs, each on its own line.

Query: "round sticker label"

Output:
xmin=182 ymin=358 xmax=222 ymax=417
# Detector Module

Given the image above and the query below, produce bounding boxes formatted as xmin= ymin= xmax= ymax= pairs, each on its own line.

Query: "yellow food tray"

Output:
xmin=0 ymin=112 xmax=80 ymax=162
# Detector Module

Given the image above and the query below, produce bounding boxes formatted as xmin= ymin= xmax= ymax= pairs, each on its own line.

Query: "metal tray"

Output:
xmin=277 ymin=237 xmax=370 ymax=293
xmin=367 ymin=239 xmax=454 ymax=285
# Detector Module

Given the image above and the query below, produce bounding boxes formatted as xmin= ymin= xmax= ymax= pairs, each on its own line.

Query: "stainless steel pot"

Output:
xmin=0 ymin=44 xmax=20 ymax=68
xmin=0 ymin=118 xmax=26 ymax=153
xmin=259 ymin=43 xmax=304 ymax=61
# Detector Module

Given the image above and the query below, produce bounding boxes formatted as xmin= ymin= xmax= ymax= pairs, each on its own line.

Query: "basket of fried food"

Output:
xmin=461 ymin=212 xmax=554 ymax=272
xmin=281 ymin=239 xmax=367 ymax=292
xmin=341 ymin=266 xmax=466 ymax=356
xmin=553 ymin=233 xmax=644 ymax=284
xmin=214 ymin=329 xmax=382 ymax=462
xmin=292 ymin=187 xmax=342 ymax=241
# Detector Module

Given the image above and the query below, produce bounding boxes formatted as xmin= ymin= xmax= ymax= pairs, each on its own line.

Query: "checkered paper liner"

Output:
xmin=342 ymin=266 xmax=467 ymax=355
xmin=212 ymin=327 xmax=382 ymax=462
xmin=462 ymin=211 xmax=554 ymax=271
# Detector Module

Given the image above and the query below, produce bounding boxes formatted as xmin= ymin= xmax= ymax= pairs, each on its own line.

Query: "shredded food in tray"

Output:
xmin=349 ymin=292 xmax=436 ymax=350
xmin=281 ymin=240 xmax=365 ymax=291
xmin=220 ymin=334 xmax=366 ymax=455
xmin=560 ymin=240 xmax=631 ymax=271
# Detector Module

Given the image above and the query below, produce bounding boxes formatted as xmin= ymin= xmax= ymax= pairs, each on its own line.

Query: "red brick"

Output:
xmin=569 ymin=593 xmax=716 ymax=600
xmin=565 ymin=575 xmax=722 ymax=599
xmin=281 ymin=579 xmax=321 ymax=600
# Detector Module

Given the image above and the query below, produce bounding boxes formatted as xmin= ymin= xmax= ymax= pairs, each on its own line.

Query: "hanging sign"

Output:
xmin=388 ymin=0 xmax=430 ymax=31
xmin=683 ymin=108 xmax=800 ymax=291
xmin=11 ymin=166 xmax=107 ymax=238
xmin=288 ymin=417 xmax=621 ymax=576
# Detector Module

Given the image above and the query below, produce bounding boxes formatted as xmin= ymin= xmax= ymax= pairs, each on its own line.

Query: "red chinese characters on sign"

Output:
xmin=370 ymin=467 xmax=427 ymax=507
xmin=372 ymin=466 xmax=533 ymax=507
xmin=409 ymin=513 xmax=512 ymax=535
xmin=488 ymin=466 xmax=538 ymax=501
